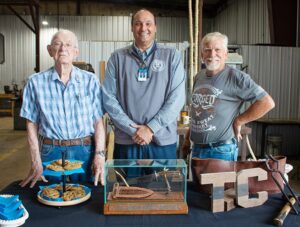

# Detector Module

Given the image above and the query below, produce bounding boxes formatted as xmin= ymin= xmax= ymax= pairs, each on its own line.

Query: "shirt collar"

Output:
xmin=50 ymin=66 xmax=80 ymax=84
xmin=133 ymin=41 xmax=155 ymax=56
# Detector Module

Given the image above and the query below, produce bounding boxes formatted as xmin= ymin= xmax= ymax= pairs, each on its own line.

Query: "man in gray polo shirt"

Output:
xmin=182 ymin=32 xmax=275 ymax=161
xmin=103 ymin=9 xmax=185 ymax=161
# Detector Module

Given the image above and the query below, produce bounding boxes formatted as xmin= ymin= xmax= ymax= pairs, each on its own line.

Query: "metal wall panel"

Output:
xmin=46 ymin=15 xmax=188 ymax=42
xmin=241 ymin=45 xmax=300 ymax=119
xmin=158 ymin=17 xmax=189 ymax=42
xmin=236 ymin=0 xmax=248 ymax=44
xmin=77 ymin=41 xmax=90 ymax=63
xmin=0 ymin=14 xmax=188 ymax=91
xmin=248 ymin=0 xmax=270 ymax=44
xmin=213 ymin=0 xmax=270 ymax=45
xmin=291 ymin=48 xmax=300 ymax=117
xmin=241 ymin=45 xmax=300 ymax=156
xmin=40 ymin=26 xmax=58 ymax=72
xmin=0 ymin=16 xmax=35 ymax=92
xmin=88 ymin=41 xmax=128 ymax=80
xmin=202 ymin=18 xmax=214 ymax=35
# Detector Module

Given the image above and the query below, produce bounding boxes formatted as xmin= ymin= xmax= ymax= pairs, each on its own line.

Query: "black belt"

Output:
xmin=194 ymin=139 xmax=235 ymax=149
xmin=42 ymin=136 xmax=92 ymax=146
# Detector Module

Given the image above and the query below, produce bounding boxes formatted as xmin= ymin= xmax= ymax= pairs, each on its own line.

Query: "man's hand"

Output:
xmin=19 ymin=159 xmax=48 ymax=188
xmin=20 ymin=120 xmax=47 ymax=188
xmin=92 ymin=154 xmax=105 ymax=186
xmin=233 ymin=95 xmax=275 ymax=141
xmin=93 ymin=117 xmax=106 ymax=186
xmin=233 ymin=118 xmax=242 ymax=141
xmin=131 ymin=124 xmax=153 ymax=145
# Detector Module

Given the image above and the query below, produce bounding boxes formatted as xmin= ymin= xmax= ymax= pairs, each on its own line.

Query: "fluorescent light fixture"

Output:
xmin=42 ymin=20 xmax=49 ymax=25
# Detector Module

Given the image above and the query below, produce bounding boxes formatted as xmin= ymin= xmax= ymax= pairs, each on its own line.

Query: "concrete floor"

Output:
xmin=0 ymin=117 xmax=30 ymax=190
xmin=0 ymin=116 xmax=299 ymax=194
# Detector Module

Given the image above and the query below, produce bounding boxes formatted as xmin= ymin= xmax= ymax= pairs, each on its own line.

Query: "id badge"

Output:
xmin=137 ymin=68 xmax=148 ymax=81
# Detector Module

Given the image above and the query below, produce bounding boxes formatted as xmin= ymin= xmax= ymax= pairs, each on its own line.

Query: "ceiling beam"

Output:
xmin=38 ymin=0 xmax=188 ymax=12
xmin=7 ymin=5 xmax=35 ymax=32
xmin=1 ymin=0 xmax=224 ymax=18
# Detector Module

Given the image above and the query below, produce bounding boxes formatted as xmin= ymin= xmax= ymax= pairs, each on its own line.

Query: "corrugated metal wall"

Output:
xmin=0 ymin=15 xmax=188 ymax=90
xmin=213 ymin=0 xmax=270 ymax=44
xmin=241 ymin=45 xmax=300 ymax=157
xmin=0 ymin=16 xmax=36 ymax=89
xmin=241 ymin=45 xmax=300 ymax=119
xmin=42 ymin=15 xmax=189 ymax=42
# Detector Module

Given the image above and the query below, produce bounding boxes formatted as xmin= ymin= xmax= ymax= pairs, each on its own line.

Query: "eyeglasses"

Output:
xmin=51 ymin=42 xmax=75 ymax=50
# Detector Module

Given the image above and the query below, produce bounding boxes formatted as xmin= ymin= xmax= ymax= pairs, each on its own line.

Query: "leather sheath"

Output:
xmin=191 ymin=156 xmax=286 ymax=194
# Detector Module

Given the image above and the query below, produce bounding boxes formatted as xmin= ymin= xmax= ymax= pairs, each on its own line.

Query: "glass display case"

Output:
xmin=104 ymin=159 xmax=188 ymax=215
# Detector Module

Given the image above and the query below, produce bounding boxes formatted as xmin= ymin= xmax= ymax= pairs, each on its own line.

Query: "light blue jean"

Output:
xmin=41 ymin=144 xmax=94 ymax=182
xmin=192 ymin=139 xmax=238 ymax=161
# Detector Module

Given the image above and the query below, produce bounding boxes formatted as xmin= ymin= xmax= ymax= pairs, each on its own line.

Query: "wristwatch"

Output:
xmin=95 ymin=150 xmax=106 ymax=158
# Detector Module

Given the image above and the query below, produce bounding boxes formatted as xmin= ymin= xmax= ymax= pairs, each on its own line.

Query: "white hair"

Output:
xmin=201 ymin=32 xmax=228 ymax=52
xmin=50 ymin=29 xmax=79 ymax=48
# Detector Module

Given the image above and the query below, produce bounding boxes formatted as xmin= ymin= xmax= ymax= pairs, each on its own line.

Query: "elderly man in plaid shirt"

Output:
xmin=20 ymin=29 xmax=106 ymax=187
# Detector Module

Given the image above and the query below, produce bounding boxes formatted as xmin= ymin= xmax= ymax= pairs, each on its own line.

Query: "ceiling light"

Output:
xmin=42 ymin=20 xmax=48 ymax=26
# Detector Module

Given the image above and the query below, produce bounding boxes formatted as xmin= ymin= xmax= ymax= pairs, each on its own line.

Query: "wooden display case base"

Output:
xmin=104 ymin=201 xmax=188 ymax=215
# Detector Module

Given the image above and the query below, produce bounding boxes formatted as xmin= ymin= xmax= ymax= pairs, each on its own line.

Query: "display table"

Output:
xmin=1 ymin=181 xmax=299 ymax=227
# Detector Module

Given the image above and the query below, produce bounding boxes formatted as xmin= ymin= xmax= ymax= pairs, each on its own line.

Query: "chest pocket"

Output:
xmin=76 ymin=94 xmax=92 ymax=117
xmin=73 ymin=82 xmax=92 ymax=117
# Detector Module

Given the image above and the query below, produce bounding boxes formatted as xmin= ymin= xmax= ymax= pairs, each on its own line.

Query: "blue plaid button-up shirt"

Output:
xmin=20 ymin=66 xmax=103 ymax=140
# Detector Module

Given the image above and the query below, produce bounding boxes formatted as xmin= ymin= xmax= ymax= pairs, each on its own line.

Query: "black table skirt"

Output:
xmin=1 ymin=181 xmax=299 ymax=227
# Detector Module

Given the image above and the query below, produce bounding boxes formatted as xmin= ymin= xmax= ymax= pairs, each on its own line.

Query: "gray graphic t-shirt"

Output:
xmin=190 ymin=66 xmax=266 ymax=144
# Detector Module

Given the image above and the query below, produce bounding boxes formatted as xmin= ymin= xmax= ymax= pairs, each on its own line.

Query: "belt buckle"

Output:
xmin=208 ymin=143 xmax=213 ymax=148
xmin=83 ymin=137 xmax=91 ymax=145
xmin=212 ymin=142 xmax=220 ymax=147
xmin=58 ymin=140 xmax=68 ymax=147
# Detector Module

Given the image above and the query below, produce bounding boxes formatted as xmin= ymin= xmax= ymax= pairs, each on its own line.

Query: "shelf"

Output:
xmin=0 ymin=94 xmax=15 ymax=117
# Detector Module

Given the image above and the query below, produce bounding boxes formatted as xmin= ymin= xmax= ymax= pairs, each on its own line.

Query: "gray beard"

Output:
xmin=205 ymin=62 xmax=220 ymax=71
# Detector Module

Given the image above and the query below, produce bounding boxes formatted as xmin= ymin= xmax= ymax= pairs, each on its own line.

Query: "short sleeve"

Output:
xmin=20 ymin=79 xmax=39 ymax=123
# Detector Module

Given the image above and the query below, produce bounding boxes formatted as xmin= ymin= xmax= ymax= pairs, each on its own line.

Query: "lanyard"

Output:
xmin=131 ymin=42 xmax=157 ymax=68
xmin=131 ymin=42 xmax=157 ymax=81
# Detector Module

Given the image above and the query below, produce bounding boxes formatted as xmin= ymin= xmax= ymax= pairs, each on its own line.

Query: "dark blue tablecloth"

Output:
xmin=1 ymin=181 xmax=299 ymax=227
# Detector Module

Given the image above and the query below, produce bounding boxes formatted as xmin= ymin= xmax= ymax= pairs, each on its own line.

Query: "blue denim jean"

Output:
xmin=114 ymin=143 xmax=177 ymax=178
xmin=41 ymin=144 xmax=94 ymax=182
xmin=192 ymin=139 xmax=238 ymax=161
xmin=114 ymin=143 xmax=177 ymax=160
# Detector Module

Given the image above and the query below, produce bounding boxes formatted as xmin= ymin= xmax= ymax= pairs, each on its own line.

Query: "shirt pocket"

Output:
xmin=77 ymin=95 xmax=92 ymax=117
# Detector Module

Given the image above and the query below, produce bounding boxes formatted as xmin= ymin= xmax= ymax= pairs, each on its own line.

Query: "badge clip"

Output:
xmin=137 ymin=68 xmax=148 ymax=82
